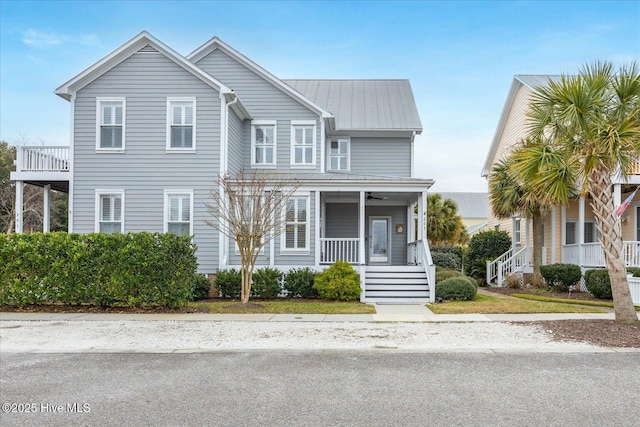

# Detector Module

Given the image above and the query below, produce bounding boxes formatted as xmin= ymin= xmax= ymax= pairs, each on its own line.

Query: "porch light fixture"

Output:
xmin=396 ymin=224 xmax=405 ymax=234
xmin=621 ymin=214 xmax=629 ymax=223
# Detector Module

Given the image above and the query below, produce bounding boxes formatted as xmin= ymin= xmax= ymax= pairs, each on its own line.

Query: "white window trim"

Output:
xmin=96 ymin=97 xmax=125 ymax=152
xmin=164 ymin=190 xmax=194 ymax=235
xmin=327 ymin=136 xmax=350 ymax=172
xmin=95 ymin=189 xmax=125 ymax=233
xmin=565 ymin=218 xmax=599 ymax=244
xmin=166 ymin=97 xmax=196 ymax=152
xmin=251 ymin=120 xmax=277 ymax=168
xmin=514 ymin=218 xmax=521 ymax=244
xmin=290 ymin=120 xmax=317 ymax=168
xmin=281 ymin=191 xmax=311 ymax=254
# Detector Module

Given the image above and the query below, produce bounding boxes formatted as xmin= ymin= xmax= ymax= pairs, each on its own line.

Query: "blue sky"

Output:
xmin=1 ymin=0 xmax=638 ymax=192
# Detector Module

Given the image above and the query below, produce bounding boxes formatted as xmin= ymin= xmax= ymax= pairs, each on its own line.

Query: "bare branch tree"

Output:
xmin=204 ymin=170 xmax=300 ymax=304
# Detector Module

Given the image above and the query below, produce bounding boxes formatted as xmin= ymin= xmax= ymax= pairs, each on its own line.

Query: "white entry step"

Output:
xmin=364 ymin=265 xmax=430 ymax=303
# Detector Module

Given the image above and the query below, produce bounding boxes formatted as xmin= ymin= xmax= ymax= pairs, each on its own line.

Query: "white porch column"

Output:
xmin=614 ymin=184 xmax=622 ymax=208
xmin=15 ymin=181 xmax=24 ymax=234
xmin=418 ymin=191 xmax=426 ymax=242
xmin=525 ymin=217 xmax=530 ymax=264
xmin=551 ymin=207 xmax=557 ymax=264
xmin=578 ymin=195 xmax=585 ymax=267
xmin=314 ymin=190 xmax=320 ymax=266
xmin=511 ymin=216 xmax=517 ymax=253
xmin=561 ymin=206 xmax=567 ymax=263
xmin=359 ymin=191 xmax=365 ymax=265
xmin=43 ymin=184 xmax=51 ymax=232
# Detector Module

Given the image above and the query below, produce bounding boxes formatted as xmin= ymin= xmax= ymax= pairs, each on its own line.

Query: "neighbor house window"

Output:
xmin=97 ymin=98 xmax=125 ymax=150
xmin=283 ymin=194 xmax=309 ymax=251
xmin=514 ymin=218 xmax=521 ymax=243
xmin=96 ymin=191 xmax=124 ymax=233
xmin=252 ymin=121 xmax=276 ymax=167
xmin=329 ymin=137 xmax=349 ymax=171
xmin=165 ymin=191 xmax=193 ymax=235
xmin=167 ymin=98 xmax=195 ymax=150
xmin=565 ymin=220 xmax=598 ymax=244
xmin=291 ymin=122 xmax=316 ymax=167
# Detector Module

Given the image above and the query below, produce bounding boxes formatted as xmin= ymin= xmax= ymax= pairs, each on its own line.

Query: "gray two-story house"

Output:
xmin=11 ymin=31 xmax=435 ymax=302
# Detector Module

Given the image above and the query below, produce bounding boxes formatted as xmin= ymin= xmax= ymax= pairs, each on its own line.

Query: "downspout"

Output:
xmin=410 ymin=131 xmax=416 ymax=177
xmin=218 ymin=91 xmax=239 ymax=270
xmin=68 ymin=92 xmax=76 ymax=233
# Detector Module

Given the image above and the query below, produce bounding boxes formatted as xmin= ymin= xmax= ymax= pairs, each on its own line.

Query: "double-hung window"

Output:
xmin=167 ymin=98 xmax=196 ymax=150
xmin=97 ymin=98 xmax=125 ymax=150
xmin=565 ymin=220 xmax=598 ymax=244
xmin=96 ymin=190 xmax=124 ymax=233
xmin=329 ymin=137 xmax=349 ymax=171
xmin=252 ymin=121 xmax=276 ymax=167
xmin=165 ymin=191 xmax=193 ymax=236
xmin=283 ymin=194 xmax=309 ymax=251
xmin=291 ymin=122 xmax=316 ymax=167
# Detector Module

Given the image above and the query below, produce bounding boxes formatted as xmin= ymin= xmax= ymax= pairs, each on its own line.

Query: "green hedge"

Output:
xmin=584 ymin=269 xmax=613 ymax=299
xmin=313 ymin=261 xmax=361 ymax=301
xmin=0 ymin=232 xmax=197 ymax=308
xmin=283 ymin=267 xmax=318 ymax=298
xmin=540 ymin=263 xmax=582 ymax=292
xmin=251 ymin=267 xmax=284 ymax=299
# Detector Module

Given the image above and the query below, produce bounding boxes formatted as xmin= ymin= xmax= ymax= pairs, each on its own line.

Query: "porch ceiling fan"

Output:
xmin=367 ymin=192 xmax=387 ymax=200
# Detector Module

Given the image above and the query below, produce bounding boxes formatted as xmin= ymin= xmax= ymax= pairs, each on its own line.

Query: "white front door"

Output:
xmin=369 ymin=217 xmax=390 ymax=263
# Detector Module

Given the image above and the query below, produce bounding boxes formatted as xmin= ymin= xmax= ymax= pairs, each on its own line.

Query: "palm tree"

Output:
xmin=426 ymin=194 xmax=467 ymax=246
xmin=526 ymin=61 xmax=640 ymax=324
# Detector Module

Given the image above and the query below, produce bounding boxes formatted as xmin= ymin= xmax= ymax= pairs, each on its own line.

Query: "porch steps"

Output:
xmin=364 ymin=265 xmax=430 ymax=303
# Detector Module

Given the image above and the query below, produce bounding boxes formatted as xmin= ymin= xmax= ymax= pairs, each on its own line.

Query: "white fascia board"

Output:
xmin=56 ymin=31 xmax=232 ymax=101
xmin=187 ymin=37 xmax=333 ymax=119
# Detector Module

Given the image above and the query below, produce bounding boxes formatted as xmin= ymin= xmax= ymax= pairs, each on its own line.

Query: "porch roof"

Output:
xmin=260 ymin=172 xmax=433 ymax=189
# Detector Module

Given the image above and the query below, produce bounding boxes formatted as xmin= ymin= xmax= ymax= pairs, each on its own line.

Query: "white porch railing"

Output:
xmin=561 ymin=241 xmax=640 ymax=268
xmin=486 ymin=248 xmax=513 ymax=285
xmin=16 ymin=146 xmax=70 ymax=172
xmin=416 ymin=239 xmax=435 ymax=302
xmin=628 ymin=275 xmax=640 ymax=305
xmin=320 ymin=238 xmax=359 ymax=264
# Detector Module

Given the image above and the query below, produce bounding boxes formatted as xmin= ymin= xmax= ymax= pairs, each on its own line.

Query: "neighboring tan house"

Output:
xmin=10 ymin=31 xmax=435 ymax=302
xmin=482 ymin=75 xmax=640 ymax=286
xmin=436 ymin=192 xmax=488 ymax=237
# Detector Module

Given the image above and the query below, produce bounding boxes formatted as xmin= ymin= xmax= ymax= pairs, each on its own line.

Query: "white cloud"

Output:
xmin=22 ymin=29 xmax=63 ymax=47
xmin=21 ymin=29 xmax=100 ymax=48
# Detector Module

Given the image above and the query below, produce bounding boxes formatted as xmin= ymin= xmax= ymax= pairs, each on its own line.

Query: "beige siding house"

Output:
xmin=482 ymin=75 xmax=640 ymax=285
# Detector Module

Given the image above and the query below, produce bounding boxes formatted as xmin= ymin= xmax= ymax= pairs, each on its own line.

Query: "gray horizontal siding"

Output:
xmin=228 ymin=108 xmax=243 ymax=174
xmin=350 ymin=137 xmax=411 ymax=177
xmin=72 ymin=48 xmax=221 ymax=273
xmin=195 ymin=49 xmax=317 ymax=120
xmin=325 ymin=203 xmax=358 ymax=238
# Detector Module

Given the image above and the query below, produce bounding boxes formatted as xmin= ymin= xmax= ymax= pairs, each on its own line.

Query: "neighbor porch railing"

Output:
xmin=486 ymin=247 xmax=530 ymax=286
xmin=16 ymin=146 xmax=70 ymax=172
xmin=562 ymin=241 xmax=640 ymax=268
xmin=320 ymin=238 xmax=359 ymax=264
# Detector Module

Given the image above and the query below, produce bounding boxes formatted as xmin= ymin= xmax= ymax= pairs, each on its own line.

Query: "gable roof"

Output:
xmin=481 ymin=75 xmax=561 ymax=177
xmin=56 ymin=31 xmax=233 ymax=101
xmin=187 ymin=37 xmax=333 ymax=121
xmin=436 ymin=192 xmax=488 ymax=219
xmin=284 ymin=79 xmax=422 ymax=133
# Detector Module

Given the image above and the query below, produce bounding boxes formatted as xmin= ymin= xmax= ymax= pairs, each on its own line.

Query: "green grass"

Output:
xmin=511 ymin=293 xmax=640 ymax=310
xmin=189 ymin=300 xmax=376 ymax=314
xmin=427 ymin=294 xmax=606 ymax=315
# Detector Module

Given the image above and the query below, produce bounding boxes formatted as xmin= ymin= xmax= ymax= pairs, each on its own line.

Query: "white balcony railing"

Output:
xmin=562 ymin=241 xmax=640 ymax=267
xmin=16 ymin=146 xmax=70 ymax=172
xmin=320 ymin=238 xmax=359 ymax=264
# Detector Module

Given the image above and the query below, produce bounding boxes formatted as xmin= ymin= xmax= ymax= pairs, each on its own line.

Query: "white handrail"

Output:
xmin=487 ymin=248 xmax=513 ymax=285
xmin=17 ymin=146 xmax=70 ymax=172
xmin=320 ymin=238 xmax=359 ymax=264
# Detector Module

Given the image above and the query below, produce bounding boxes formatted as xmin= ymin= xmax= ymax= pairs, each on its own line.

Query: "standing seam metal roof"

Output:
xmin=284 ymin=79 xmax=423 ymax=132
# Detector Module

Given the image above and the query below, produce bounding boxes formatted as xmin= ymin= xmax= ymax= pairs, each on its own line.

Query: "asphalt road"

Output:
xmin=1 ymin=352 xmax=639 ymax=427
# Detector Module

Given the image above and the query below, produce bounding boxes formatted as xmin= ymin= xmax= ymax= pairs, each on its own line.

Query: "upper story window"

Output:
xmin=167 ymin=98 xmax=196 ymax=151
xmin=165 ymin=191 xmax=193 ymax=236
xmin=252 ymin=121 xmax=276 ymax=167
xmin=96 ymin=190 xmax=124 ymax=233
xmin=291 ymin=122 xmax=316 ymax=167
xmin=514 ymin=218 xmax=521 ymax=243
xmin=97 ymin=98 xmax=125 ymax=151
xmin=329 ymin=137 xmax=350 ymax=171
xmin=282 ymin=194 xmax=309 ymax=252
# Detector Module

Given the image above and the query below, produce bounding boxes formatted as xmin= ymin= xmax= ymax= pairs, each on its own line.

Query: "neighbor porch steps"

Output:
xmin=364 ymin=265 xmax=430 ymax=303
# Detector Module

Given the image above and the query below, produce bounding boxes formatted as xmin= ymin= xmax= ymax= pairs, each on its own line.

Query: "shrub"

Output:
xmin=584 ymin=269 xmax=613 ymax=299
xmin=313 ymin=261 xmax=361 ymax=301
xmin=251 ymin=267 xmax=283 ymax=299
xmin=431 ymin=245 xmax=463 ymax=270
xmin=214 ymin=269 xmax=241 ymax=299
xmin=191 ymin=274 xmax=211 ymax=301
xmin=0 ymin=232 xmax=196 ymax=308
xmin=540 ymin=264 xmax=582 ymax=292
xmin=504 ymin=273 xmax=521 ymax=289
xmin=435 ymin=277 xmax=477 ymax=301
xmin=466 ymin=230 xmax=511 ymax=279
xmin=432 ymin=252 xmax=461 ymax=270
xmin=283 ymin=267 xmax=318 ymax=298
xmin=627 ymin=267 xmax=640 ymax=277
xmin=436 ymin=267 xmax=464 ymax=283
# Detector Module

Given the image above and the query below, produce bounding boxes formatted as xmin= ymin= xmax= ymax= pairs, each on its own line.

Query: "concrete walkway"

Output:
xmin=1 ymin=305 xmax=635 ymax=323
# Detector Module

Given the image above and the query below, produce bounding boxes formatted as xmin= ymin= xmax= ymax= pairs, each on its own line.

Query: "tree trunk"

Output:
xmin=589 ymin=171 xmax=639 ymax=324
xmin=531 ymin=211 xmax=543 ymax=284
